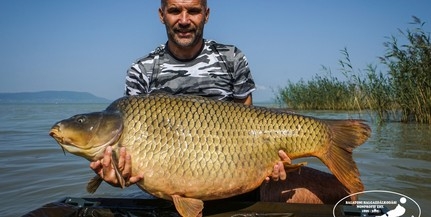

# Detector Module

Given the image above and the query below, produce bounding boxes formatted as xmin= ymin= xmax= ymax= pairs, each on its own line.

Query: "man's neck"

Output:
xmin=167 ymin=39 xmax=204 ymax=61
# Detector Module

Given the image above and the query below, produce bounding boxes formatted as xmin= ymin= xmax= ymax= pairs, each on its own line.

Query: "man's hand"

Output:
xmin=89 ymin=146 xmax=143 ymax=187
xmin=265 ymin=150 xmax=290 ymax=182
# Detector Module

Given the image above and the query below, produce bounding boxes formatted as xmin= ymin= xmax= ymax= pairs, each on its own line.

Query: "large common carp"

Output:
xmin=49 ymin=94 xmax=371 ymax=217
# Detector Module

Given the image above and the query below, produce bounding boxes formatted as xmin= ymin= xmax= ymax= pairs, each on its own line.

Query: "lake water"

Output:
xmin=0 ymin=103 xmax=430 ymax=216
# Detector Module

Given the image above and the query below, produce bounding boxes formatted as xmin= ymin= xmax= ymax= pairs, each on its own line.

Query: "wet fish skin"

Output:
xmin=49 ymin=94 xmax=371 ymax=217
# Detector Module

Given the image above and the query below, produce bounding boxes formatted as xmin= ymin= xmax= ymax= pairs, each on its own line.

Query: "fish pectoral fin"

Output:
xmin=172 ymin=195 xmax=204 ymax=217
xmin=283 ymin=161 xmax=307 ymax=173
xmin=87 ymin=175 xmax=103 ymax=193
xmin=111 ymin=160 xmax=126 ymax=188
xmin=110 ymin=149 xmax=126 ymax=188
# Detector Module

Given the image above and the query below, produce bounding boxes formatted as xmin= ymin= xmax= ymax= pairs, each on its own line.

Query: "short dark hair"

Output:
xmin=160 ymin=0 xmax=207 ymax=9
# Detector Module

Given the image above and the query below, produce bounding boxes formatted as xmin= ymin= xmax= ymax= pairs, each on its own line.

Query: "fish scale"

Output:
xmin=50 ymin=93 xmax=371 ymax=217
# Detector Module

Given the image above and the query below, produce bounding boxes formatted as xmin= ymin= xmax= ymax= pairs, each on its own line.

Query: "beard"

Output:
xmin=166 ymin=23 xmax=204 ymax=48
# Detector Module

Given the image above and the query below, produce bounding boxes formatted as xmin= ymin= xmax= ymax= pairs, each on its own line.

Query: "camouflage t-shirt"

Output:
xmin=124 ymin=39 xmax=255 ymax=101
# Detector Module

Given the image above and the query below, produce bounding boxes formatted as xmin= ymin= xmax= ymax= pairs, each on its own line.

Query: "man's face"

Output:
xmin=159 ymin=0 xmax=209 ymax=48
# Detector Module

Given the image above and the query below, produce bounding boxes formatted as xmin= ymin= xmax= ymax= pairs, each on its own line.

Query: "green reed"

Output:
xmin=277 ymin=16 xmax=431 ymax=124
xmin=277 ymin=69 xmax=356 ymax=110
xmin=380 ymin=16 xmax=431 ymax=123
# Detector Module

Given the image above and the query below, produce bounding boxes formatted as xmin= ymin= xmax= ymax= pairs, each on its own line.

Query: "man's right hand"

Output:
xmin=89 ymin=146 xmax=144 ymax=187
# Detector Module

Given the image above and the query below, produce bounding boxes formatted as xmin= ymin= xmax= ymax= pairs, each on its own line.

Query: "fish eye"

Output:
xmin=75 ymin=115 xmax=86 ymax=124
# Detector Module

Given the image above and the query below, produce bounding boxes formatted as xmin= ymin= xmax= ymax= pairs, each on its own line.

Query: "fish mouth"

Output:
xmin=49 ymin=124 xmax=81 ymax=152
xmin=49 ymin=125 xmax=63 ymax=143
xmin=49 ymin=125 xmax=67 ymax=155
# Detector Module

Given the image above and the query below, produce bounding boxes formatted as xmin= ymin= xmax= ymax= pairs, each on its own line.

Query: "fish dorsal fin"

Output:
xmin=172 ymin=195 xmax=204 ymax=217
xmin=87 ymin=175 xmax=103 ymax=193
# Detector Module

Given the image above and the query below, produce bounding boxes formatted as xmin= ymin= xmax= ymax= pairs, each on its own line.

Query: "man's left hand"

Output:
xmin=266 ymin=150 xmax=290 ymax=182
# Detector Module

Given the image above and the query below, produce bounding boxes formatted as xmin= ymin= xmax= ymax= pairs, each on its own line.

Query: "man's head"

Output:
xmin=161 ymin=0 xmax=207 ymax=9
xmin=159 ymin=0 xmax=210 ymax=56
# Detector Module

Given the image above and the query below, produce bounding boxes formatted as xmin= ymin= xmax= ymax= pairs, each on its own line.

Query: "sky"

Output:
xmin=1 ymin=1 xmax=430 ymax=103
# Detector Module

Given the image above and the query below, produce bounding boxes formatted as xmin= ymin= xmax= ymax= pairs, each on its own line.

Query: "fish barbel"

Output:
xmin=49 ymin=94 xmax=371 ymax=217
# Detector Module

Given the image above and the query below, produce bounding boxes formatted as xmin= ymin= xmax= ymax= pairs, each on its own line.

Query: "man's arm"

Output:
xmin=234 ymin=94 xmax=253 ymax=106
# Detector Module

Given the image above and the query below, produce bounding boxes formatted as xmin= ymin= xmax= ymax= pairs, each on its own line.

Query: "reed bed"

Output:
xmin=277 ymin=17 xmax=431 ymax=124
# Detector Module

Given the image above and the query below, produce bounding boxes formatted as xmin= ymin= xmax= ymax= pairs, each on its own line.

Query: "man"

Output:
xmin=90 ymin=0 xmax=348 ymax=204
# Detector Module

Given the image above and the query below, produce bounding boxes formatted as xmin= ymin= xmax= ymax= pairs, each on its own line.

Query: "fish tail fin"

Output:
xmin=320 ymin=119 xmax=371 ymax=195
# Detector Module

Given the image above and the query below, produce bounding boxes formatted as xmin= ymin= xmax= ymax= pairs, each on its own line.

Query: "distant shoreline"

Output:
xmin=0 ymin=91 xmax=281 ymax=106
xmin=0 ymin=91 xmax=111 ymax=104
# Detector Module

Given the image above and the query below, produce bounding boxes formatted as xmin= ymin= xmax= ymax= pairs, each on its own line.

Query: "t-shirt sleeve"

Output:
xmin=232 ymin=47 xmax=256 ymax=99
xmin=124 ymin=59 xmax=152 ymax=96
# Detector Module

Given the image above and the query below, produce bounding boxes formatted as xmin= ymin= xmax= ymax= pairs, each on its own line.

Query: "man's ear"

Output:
xmin=159 ymin=8 xmax=165 ymax=24
xmin=205 ymin=8 xmax=210 ymax=23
